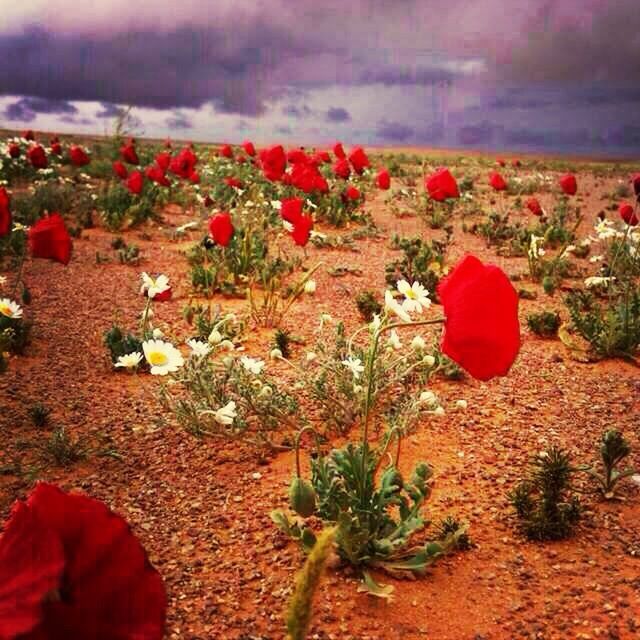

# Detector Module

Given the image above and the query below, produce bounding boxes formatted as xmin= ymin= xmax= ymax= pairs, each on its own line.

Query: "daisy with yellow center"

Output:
xmin=115 ymin=352 xmax=143 ymax=370
xmin=397 ymin=280 xmax=430 ymax=314
xmin=142 ymin=339 xmax=184 ymax=375
xmin=0 ymin=298 xmax=23 ymax=319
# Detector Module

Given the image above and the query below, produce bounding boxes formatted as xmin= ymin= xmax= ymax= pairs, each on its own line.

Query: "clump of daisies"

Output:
xmin=0 ymin=297 xmax=30 ymax=371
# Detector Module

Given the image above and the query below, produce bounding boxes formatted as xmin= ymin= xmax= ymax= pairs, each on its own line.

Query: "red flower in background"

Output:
xmin=526 ymin=197 xmax=543 ymax=216
xmin=425 ymin=168 xmax=459 ymax=201
xmin=236 ymin=155 xmax=246 ymax=164
xmin=28 ymin=214 xmax=72 ymax=265
xmin=127 ymin=171 xmax=144 ymax=195
xmin=333 ymin=142 xmax=346 ymax=159
xmin=164 ymin=138 xmax=172 ymax=149
xmin=631 ymin=173 xmax=640 ymax=198
xmin=169 ymin=147 xmax=197 ymax=179
xmin=333 ymin=158 xmax=351 ymax=180
xmin=242 ymin=140 xmax=256 ymax=157
xmin=0 ymin=483 xmax=166 ymax=640
xmin=224 ymin=176 xmax=243 ymax=189
xmin=120 ymin=143 xmax=139 ymax=165
xmin=489 ymin=171 xmax=507 ymax=192
xmin=50 ymin=142 xmax=62 ymax=156
xmin=0 ymin=187 xmax=11 ymax=237
xmin=289 ymin=162 xmax=327 ymax=194
xmin=69 ymin=145 xmax=90 ymax=167
xmin=8 ymin=143 xmax=20 ymax=159
xmin=188 ymin=171 xmax=200 ymax=184
xmin=112 ymin=161 xmax=128 ymax=180
xmin=619 ymin=202 xmax=638 ymax=226
xmin=437 ymin=255 xmax=520 ymax=381
xmin=220 ymin=144 xmax=233 ymax=158
xmin=497 ymin=158 xmax=506 ymax=167
xmin=348 ymin=147 xmax=370 ymax=174
xmin=281 ymin=198 xmax=304 ymax=224
xmin=155 ymin=152 xmax=171 ymax=172
xmin=344 ymin=185 xmax=360 ymax=201
xmin=208 ymin=212 xmax=234 ymax=247
xmin=512 ymin=159 xmax=521 ymax=168
xmin=291 ymin=214 xmax=313 ymax=247
xmin=27 ymin=145 xmax=48 ymax=169
xmin=376 ymin=169 xmax=390 ymax=190
xmin=145 ymin=166 xmax=170 ymax=187
xmin=315 ymin=150 xmax=331 ymax=164
xmin=259 ymin=145 xmax=287 ymax=182
xmin=22 ymin=130 xmax=35 ymax=141
xmin=287 ymin=148 xmax=308 ymax=164
xmin=559 ymin=174 xmax=577 ymax=196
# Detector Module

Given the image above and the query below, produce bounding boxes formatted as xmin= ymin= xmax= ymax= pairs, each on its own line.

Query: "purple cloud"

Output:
xmin=326 ymin=107 xmax=351 ymax=123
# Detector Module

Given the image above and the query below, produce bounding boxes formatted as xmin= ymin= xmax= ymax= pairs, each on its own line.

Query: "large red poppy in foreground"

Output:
xmin=28 ymin=214 xmax=72 ymax=265
xmin=437 ymin=255 xmax=520 ymax=381
xmin=0 ymin=483 xmax=166 ymax=640
xmin=425 ymin=168 xmax=459 ymax=201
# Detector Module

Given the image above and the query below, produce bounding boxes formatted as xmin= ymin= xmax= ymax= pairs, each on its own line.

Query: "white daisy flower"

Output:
xmin=241 ymin=356 xmax=265 ymax=375
xmin=142 ymin=339 xmax=184 ymax=375
xmin=140 ymin=272 xmax=171 ymax=299
xmin=397 ymin=280 xmax=431 ymax=314
xmin=187 ymin=339 xmax=212 ymax=358
xmin=213 ymin=400 xmax=237 ymax=426
xmin=0 ymin=298 xmax=22 ymax=319
xmin=342 ymin=356 xmax=365 ymax=379
xmin=384 ymin=290 xmax=411 ymax=322
xmin=115 ymin=352 xmax=143 ymax=370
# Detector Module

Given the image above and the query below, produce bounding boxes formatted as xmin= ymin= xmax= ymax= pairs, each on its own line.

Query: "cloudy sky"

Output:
xmin=0 ymin=0 xmax=639 ymax=156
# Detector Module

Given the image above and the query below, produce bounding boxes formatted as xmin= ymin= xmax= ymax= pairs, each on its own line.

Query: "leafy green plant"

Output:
xmin=527 ymin=311 xmax=561 ymax=337
xmin=510 ymin=447 xmax=582 ymax=541
xmin=355 ymin=290 xmax=382 ymax=322
xmin=43 ymin=427 xmax=88 ymax=467
xmin=103 ymin=325 xmax=143 ymax=364
xmin=273 ymin=328 xmax=293 ymax=358
xmin=29 ymin=403 xmax=51 ymax=428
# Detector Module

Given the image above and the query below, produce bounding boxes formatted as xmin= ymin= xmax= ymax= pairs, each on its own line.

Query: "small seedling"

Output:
xmin=29 ymin=402 xmax=51 ymax=428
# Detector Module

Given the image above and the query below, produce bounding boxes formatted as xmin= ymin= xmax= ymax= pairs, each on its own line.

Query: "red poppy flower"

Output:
xmin=220 ymin=144 xmax=233 ymax=158
xmin=512 ymin=159 xmax=521 ymax=168
xmin=619 ymin=202 xmax=638 ymax=226
xmin=203 ymin=195 xmax=213 ymax=208
xmin=0 ymin=483 xmax=166 ymax=640
xmin=425 ymin=168 xmax=459 ymax=201
xmin=526 ymin=197 xmax=543 ymax=216
xmin=69 ymin=145 xmax=90 ymax=167
xmin=164 ymin=138 xmax=172 ymax=149
xmin=437 ymin=255 xmax=520 ymax=381
xmin=344 ymin=185 xmax=360 ymax=201
xmin=376 ymin=169 xmax=390 ymax=190
xmin=287 ymin=149 xmax=308 ymax=164
xmin=208 ymin=212 xmax=234 ymax=247
xmin=145 ymin=165 xmax=170 ymax=187
xmin=315 ymin=150 xmax=331 ymax=164
xmin=28 ymin=214 xmax=72 ymax=265
xmin=291 ymin=214 xmax=313 ymax=247
xmin=126 ymin=171 xmax=144 ymax=195
xmin=223 ymin=177 xmax=243 ymax=189
xmin=154 ymin=152 xmax=171 ymax=172
xmin=241 ymin=140 xmax=256 ymax=157
xmin=151 ymin=287 xmax=172 ymax=302
xmin=289 ymin=162 xmax=326 ymax=194
xmin=497 ymin=158 xmax=506 ymax=167
xmin=348 ymin=147 xmax=370 ymax=174
xmin=22 ymin=130 xmax=35 ymax=141
xmin=259 ymin=145 xmax=287 ymax=182
xmin=559 ymin=174 xmax=577 ymax=196
xmin=112 ymin=161 xmax=128 ymax=180
xmin=333 ymin=142 xmax=345 ymax=159
xmin=333 ymin=158 xmax=351 ymax=180
xmin=236 ymin=155 xmax=246 ymax=164
xmin=168 ymin=147 xmax=197 ymax=179
xmin=631 ymin=173 xmax=640 ymax=198
xmin=50 ymin=142 xmax=62 ymax=156
xmin=120 ymin=143 xmax=139 ymax=165
xmin=188 ymin=171 xmax=200 ymax=184
xmin=0 ymin=187 xmax=11 ymax=237
xmin=489 ymin=171 xmax=507 ymax=192
xmin=27 ymin=145 xmax=48 ymax=169
xmin=280 ymin=198 xmax=303 ymax=224
xmin=8 ymin=143 xmax=20 ymax=159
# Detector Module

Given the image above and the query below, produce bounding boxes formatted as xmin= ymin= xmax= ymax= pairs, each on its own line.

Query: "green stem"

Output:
xmin=293 ymin=425 xmax=321 ymax=477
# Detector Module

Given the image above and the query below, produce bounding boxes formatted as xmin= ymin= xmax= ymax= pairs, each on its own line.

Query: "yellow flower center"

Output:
xmin=148 ymin=351 xmax=168 ymax=366
xmin=0 ymin=303 xmax=12 ymax=317
xmin=406 ymin=289 xmax=417 ymax=299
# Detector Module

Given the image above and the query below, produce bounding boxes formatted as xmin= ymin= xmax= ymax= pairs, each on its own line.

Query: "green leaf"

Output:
xmin=358 ymin=571 xmax=395 ymax=600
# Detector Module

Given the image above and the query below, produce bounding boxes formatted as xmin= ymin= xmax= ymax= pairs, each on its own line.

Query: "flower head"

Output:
xmin=114 ymin=352 xmax=143 ymax=370
xmin=342 ymin=356 xmax=365 ymax=379
xmin=213 ymin=400 xmax=237 ymax=426
xmin=397 ymin=280 xmax=430 ymax=314
xmin=140 ymin=273 xmax=171 ymax=301
xmin=241 ymin=356 xmax=265 ymax=375
xmin=0 ymin=298 xmax=22 ymax=319
xmin=384 ymin=290 xmax=411 ymax=323
xmin=187 ymin=339 xmax=212 ymax=358
xmin=142 ymin=339 xmax=184 ymax=375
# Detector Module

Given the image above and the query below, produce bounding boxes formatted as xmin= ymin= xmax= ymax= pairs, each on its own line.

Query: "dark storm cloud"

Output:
xmin=2 ymin=96 xmax=77 ymax=121
xmin=95 ymin=102 xmax=124 ymax=118
xmin=376 ymin=120 xmax=414 ymax=142
xmin=59 ymin=114 xmax=94 ymax=125
xmin=457 ymin=122 xmax=498 ymax=146
xmin=166 ymin=113 xmax=193 ymax=129
xmin=282 ymin=104 xmax=314 ymax=119
xmin=360 ymin=67 xmax=455 ymax=87
xmin=326 ymin=107 xmax=351 ymax=123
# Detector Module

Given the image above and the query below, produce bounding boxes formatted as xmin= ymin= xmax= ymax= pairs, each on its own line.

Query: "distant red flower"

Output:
xmin=154 ymin=152 xmax=171 ymax=172
xmin=112 ymin=161 xmax=128 ymax=180
xmin=344 ymin=185 xmax=360 ymax=201
xmin=289 ymin=162 xmax=327 ymax=194
xmin=27 ymin=145 xmax=48 ymax=169
xmin=497 ymin=158 xmax=506 ymax=167
xmin=8 ymin=143 xmax=20 ymax=159
xmin=0 ymin=483 xmax=166 ymax=640
xmin=145 ymin=165 xmax=170 ymax=187
xmin=208 ymin=212 xmax=234 ymax=247
xmin=315 ymin=150 xmax=331 ymax=164
xmin=437 ymin=255 xmax=520 ymax=381
xmin=376 ymin=169 xmax=390 ymax=190
xmin=0 ymin=187 xmax=11 ymax=237
xmin=287 ymin=148 xmax=308 ymax=164
xmin=50 ymin=142 xmax=62 ymax=156
xmin=512 ymin=159 xmax=521 ymax=168
xmin=619 ymin=202 xmax=638 ymax=226
xmin=28 ymin=213 xmax=72 ymax=265
xmin=348 ymin=147 xmax=370 ymax=174
xmin=120 ymin=143 xmax=139 ymax=165
xmin=333 ymin=158 xmax=351 ymax=180
xmin=259 ymin=145 xmax=287 ymax=182
xmin=220 ymin=144 xmax=233 ymax=158
xmin=203 ymin=195 xmax=213 ymax=208
xmin=559 ymin=174 xmax=577 ymax=196
xmin=631 ymin=173 xmax=640 ymax=198
xmin=188 ymin=170 xmax=200 ymax=184
xmin=22 ymin=130 xmax=35 ymax=141
xmin=223 ymin=176 xmax=243 ymax=189
xmin=127 ymin=171 xmax=144 ymax=195
xmin=236 ymin=155 xmax=246 ymax=164
xmin=169 ymin=147 xmax=197 ymax=179
xmin=526 ymin=197 xmax=543 ymax=216
xmin=333 ymin=142 xmax=346 ymax=159
xmin=164 ymin=138 xmax=172 ymax=149
xmin=69 ymin=145 xmax=90 ymax=167
xmin=291 ymin=214 xmax=314 ymax=247
xmin=489 ymin=171 xmax=507 ymax=192
xmin=425 ymin=168 xmax=459 ymax=201
xmin=242 ymin=140 xmax=256 ymax=157
xmin=280 ymin=197 xmax=304 ymax=224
